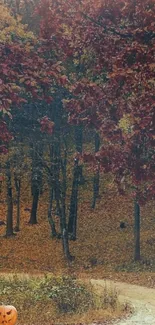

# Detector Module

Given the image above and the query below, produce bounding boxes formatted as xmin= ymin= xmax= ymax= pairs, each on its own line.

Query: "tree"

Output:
xmin=0 ymin=2 xmax=73 ymax=259
xmin=5 ymin=160 xmax=14 ymax=237
xmin=68 ymin=158 xmax=80 ymax=240
xmin=2 ymin=0 xmax=154 ymax=263
xmin=53 ymin=0 xmax=155 ymax=261
xmin=91 ymin=132 xmax=100 ymax=209
xmin=0 ymin=3 xmax=34 ymax=41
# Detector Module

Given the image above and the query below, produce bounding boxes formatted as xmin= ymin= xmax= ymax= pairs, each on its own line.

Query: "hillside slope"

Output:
xmin=0 ymin=183 xmax=155 ymax=287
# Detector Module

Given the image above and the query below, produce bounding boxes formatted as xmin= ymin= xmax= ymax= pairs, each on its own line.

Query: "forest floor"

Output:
xmin=0 ymin=180 xmax=155 ymax=287
xmin=0 ymin=179 xmax=155 ymax=324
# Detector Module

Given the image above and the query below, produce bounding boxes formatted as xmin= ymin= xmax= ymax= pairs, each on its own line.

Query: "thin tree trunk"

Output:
xmin=50 ymin=138 xmax=73 ymax=261
xmin=75 ymin=125 xmax=85 ymax=185
xmin=48 ymin=94 xmax=73 ymax=261
xmin=62 ymin=228 xmax=73 ymax=261
xmin=54 ymin=180 xmax=73 ymax=261
xmin=134 ymin=200 xmax=140 ymax=261
xmin=61 ymin=146 xmax=67 ymax=224
xmin=61 ymin=201 xmax=73 ymax=261
xmin=75 ymin=125 xmax=83 ymax=153
xmin=60 ymin=142 xmax=73 ymax=259
xmin=133 ymin=141 xmax=141 ymax=261
xmin=68 ymin=158 xmax=79 ymax=240
xmin=29 ymin=143 xmax=43 ymax=224
xmin=29 ymin=187 xmax=39 ymax=224
xmin=14 ymin=174 xmax=21 ymax=232
xmin=48 ymin=187 xmax=57 ymax=237
xmin=6 ymin=162 xmax=14 ymax=237
xmin=91 ymin=132 xmax=100 ymax=209
xmin=91 ymin=171 xmax=100 ymax=209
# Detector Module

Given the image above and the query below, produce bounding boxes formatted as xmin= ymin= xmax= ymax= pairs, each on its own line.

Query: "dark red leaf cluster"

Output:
xmin=40 ymin=116 xmax=54 ymax=135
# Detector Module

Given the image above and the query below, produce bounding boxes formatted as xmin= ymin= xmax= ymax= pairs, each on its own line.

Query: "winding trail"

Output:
xmin=91 ymin=279 xmax=155 ymax=324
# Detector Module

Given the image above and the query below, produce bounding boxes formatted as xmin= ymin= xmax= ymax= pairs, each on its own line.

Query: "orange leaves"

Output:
xmin=108 ymin=67 xmax=134 ymax=79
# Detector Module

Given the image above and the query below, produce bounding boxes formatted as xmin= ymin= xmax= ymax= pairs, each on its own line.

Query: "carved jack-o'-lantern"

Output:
xmin=0 ymin=305 xmax=17 ymax=325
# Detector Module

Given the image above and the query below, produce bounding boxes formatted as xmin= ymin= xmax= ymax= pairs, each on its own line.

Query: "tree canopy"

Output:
xmin=0 ymin=0 xmax=155 ymax=261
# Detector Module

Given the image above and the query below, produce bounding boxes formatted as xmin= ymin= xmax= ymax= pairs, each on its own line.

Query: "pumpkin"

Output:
xmin=0 ymin=305 xmax=17 ymax=325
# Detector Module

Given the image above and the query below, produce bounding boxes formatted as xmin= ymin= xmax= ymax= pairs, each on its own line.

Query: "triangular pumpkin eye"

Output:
xmin=0 ymin=305 xmax=17 ymax=324
xmin=6 ymin=310 xmax=12 ymax=315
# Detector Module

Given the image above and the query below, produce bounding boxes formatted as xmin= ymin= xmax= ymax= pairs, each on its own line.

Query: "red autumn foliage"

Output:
xmin=37 ymin=0 xmax=155 ymax=203
xmin=40 ymin=116 xmax=54 ymax=135
xmin=1 ymin=0 xmax=155 ymax=202
xmin=0 ymin=37 xmax=67 ymax=149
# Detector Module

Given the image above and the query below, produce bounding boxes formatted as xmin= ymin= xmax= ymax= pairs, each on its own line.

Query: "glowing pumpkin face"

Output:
xmin=0 ymin=305 xmax=17 ymax=325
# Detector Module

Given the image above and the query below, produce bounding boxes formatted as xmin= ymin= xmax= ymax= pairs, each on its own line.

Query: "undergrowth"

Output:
xmin=0 ymin=274 xmax=127 ymax=324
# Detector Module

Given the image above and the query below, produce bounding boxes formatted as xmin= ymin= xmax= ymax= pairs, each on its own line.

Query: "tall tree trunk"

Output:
xmin=48 ymin=93 xmax=73 ymax=261
xmin=68 ymin=158 xmax=79 ymax=240
xmin=91 ymin=172 xmax=100 ymax=209
xmin=133 ymin=141 xmax=141 ymax=261
xmin=29 ymin=143 xmax=43 ymax=224
xmin=91 ymin=132 xmax=100 ymax=209
xmin=61 ymin=201 xmax=73 ymax=261
xmin=14 ymin=173 xmax=21 ymax=232
xmin=134 ymin=200 xmax=141 ymax=261
xmin=6 ymin=162 xmax=14 ymax=237
xmin=75 ymin=125 xmax=85 ymax=185
xmin=54 ymin=179 xmax=73 ymax=261
xmin=48 ymin=187 xmax=57 ymax=237
xmin=60 ymin=148 xmax=74 ymax=259
xmin=29 ymin=187 xmax=39 ymax=224
xmin=75 ymin=125 xmax=83 ymax=153
xmin=62 ymin=228 xmax=73 ymax=261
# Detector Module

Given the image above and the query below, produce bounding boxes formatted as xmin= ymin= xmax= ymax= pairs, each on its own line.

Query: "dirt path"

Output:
xmin=91 ymin=279 xmax=155 ymax=324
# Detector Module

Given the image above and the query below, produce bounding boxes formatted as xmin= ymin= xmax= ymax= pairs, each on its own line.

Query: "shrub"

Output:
xmin=47 ymin=276 xmax=95 ymax=313
xmin=0 ymin=274 xmax=123 ymax=324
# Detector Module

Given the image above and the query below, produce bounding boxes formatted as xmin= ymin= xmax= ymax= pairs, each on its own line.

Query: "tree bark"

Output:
xmin=75 ymin=125 xmax=83 ymax=153
xmin=134 ymin=200 xmax=141 ymax=261
xmin=29 ymin=143 xmax=43 ymax=224
xmin=91 ymin=132 xmax=100 ymax=209
xmin=6 ymin=162 xmax=14 ymax=237
xmin=49 ymin=135 xmax=73 ymax=261
xmin=62 ymin=228 xmax=73 ymax=262
xmin=91 ymin=171 xmax=100 ymax=209
xmin=54 ymin=179 xmax=73 ymax=261
xmin=74 ymin=125 xmax=85 ymax=185
xmin=68 ymin=158 xmax=79 ymax=240
xmin=48 ymin=187 xmax=57 ymax=237
xmin=47 ymin=93 xmax=73 ymax=261
xmin=14 ymin=174 xmax=21 ymax=232
xmin=29 ymin=187 xmax=39 ymax=224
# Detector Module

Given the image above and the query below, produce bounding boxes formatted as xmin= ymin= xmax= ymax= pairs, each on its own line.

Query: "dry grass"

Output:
xmin=0 ymin=274 xmax=128 ymax=325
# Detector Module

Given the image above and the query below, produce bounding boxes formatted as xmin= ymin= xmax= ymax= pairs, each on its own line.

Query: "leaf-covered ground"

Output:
xmin=0 ymin=179 xmax=155 ymax=288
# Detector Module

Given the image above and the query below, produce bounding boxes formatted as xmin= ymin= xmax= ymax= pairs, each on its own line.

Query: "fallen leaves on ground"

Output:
xmin=0 ymin=179 xmax=155 ymax=289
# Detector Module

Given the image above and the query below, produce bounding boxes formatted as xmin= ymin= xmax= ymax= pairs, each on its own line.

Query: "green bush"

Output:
xmin=49 ymin=276 xmax=94 ymax=313
xmin=0 ymin=275 xmax=120 ymax=321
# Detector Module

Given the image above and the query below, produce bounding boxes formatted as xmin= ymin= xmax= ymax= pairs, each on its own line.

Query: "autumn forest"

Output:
xmin=0 ymin=0 xmax=155 ymax=323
